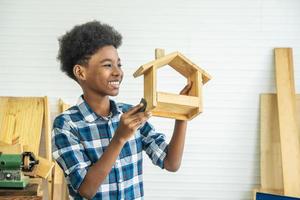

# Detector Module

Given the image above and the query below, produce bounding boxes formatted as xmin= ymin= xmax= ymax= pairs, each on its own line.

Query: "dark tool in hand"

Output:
xmin=139 ymin=98 xmax=147 ymax=112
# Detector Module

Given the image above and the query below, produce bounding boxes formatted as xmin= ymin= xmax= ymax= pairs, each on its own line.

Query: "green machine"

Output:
xmin=0 ymin=152 xmax=39 ymax=188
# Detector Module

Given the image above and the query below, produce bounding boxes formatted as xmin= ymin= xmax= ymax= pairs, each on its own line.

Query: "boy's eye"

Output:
xmin=102 ymin=63 xmax=122 ymax=68
xmin=103 ymin=64 xmax=112 ymax=67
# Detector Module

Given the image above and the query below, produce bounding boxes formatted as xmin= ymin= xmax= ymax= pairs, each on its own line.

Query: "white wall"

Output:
xmin=1 ymin=0 xmax=300 ymax=199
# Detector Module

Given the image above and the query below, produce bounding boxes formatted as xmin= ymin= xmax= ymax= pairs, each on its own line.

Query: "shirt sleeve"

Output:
xmin=139 ymin=121 xmax=168 ymax=169
xmin=52 ymin=115 xmax=91 ymax=192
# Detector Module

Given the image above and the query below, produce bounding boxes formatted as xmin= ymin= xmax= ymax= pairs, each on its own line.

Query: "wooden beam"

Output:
xmin=43 ymin=96 xmax=51 ymax=161
xmin=151 ymin=110 xmax=189 ymax=121
xmin=275 ymin=48 xmax=300 ymax=196
xmin=188 ymin=70 xmax=202 ymax=97
xmin=155 ymin=48 xmax=165 ymax=59
xmin=43 ymin=96 xmax=53 ymax=200
xmin=157 ymin=92 xmax=199 ymax=107
xmin=35 ymin=157 xmax=55 ymax=179
xmin=0 ymin=97 xmax=44 ymax=157
xmin=260 ymin=94 xmax=283 ymax=190
xmin=133 ymin=52 xmax=177 ymax=77
xmin=144 ymin=68 xmax=157 ymax=110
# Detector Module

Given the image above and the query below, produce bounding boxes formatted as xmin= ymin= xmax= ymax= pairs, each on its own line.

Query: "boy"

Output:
xmin=52 ymin=20 xmax=192 ymax=200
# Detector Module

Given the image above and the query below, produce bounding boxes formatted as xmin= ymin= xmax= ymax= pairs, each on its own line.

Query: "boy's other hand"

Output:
xmin=180 ymin=81 xmax=193 ymax=95
xmin=114 ymin=103 xmax=151 ymax=143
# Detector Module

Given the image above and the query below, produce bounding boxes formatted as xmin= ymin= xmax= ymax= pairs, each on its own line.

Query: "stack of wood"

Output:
xmin=0 ymin=97 xmax=54 ymax=199
xmin=255 ymin=48 xmax=300 ymax=199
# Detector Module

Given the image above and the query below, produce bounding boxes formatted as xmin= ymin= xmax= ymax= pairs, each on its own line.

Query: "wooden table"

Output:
xmin=0 ymin=184 xmax=42 ymax=200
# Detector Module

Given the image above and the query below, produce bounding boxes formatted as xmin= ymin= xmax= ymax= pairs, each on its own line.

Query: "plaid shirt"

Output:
xmin=52 ymin=96 xmax=168 ymax=200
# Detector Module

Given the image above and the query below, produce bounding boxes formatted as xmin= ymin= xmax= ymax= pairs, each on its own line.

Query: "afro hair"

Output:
xmin=57 ymin=20 xmax=122 ymax=81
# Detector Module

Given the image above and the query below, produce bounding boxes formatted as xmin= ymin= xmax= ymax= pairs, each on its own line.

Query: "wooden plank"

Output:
xmin=188 ymin=71 xmax=201 ymax=97
xmin=59 ymin=99 xmax=70 ymax=112
xmin=169 ymin=55 xmax=197 ymax=77
xmin=260 ymin=94 xmax=283 ymax=190
xmin=35 ymin=156 xmax=54 ymax=179
xmin=0 ymin=97 xmax=44 ymax=156
xmin=0 ymin=144 xmax=23 ymax=154
xmin=133 ymin=52 xmax=178 ymax=77
xmin=151 ymin=110 xmax=189 ymax=121
xmin=133 ymin=50 xmax=211 ymax=85
xmin=187 ymin=107 xmax=202 ymax=120
xmin=177 ymin=53 xmax=211 ymax=84
xmin=144 ymin=67 xmax=157 ymax=110
xmin=157 ymin=92 xmax=199 ymax=108
xmin=43 ymin=97 xmax=53 ymax=200
xmin=188 ymin=71 xmax=202 ymax=119
xmin=0 ymin=114 xmax=16 ymax=144
xmin=260 ymin=94 xmax=300 ymax=190
xmin=155 ymin=48 xmax=165 ymax=59
xmin=274 ymin=48 xmax=300 ymax=196
xmin=43 ymin=96 xmax=51 ymax=161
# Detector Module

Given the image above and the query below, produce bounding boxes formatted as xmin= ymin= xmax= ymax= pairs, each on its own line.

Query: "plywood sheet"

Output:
xmin=275 ymin=48 xmax=300 ymax=196
xmin=0 ymin=144 xmax=23 ymax=154
xmin=260 ymin=94 xmax=283 ymax=190
xmin=260 ymin=93 xmax=300 ymax=192
xmin=0 ymin=97 xmax=44 ymax=156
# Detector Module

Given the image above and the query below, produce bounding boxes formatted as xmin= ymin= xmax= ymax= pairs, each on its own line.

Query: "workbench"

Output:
xmin=0 ymin=184 xmax=42 ymax=200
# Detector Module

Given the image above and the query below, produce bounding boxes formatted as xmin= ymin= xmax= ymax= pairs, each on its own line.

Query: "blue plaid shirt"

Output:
xmin=52 ymin=96 xmax=168 ymax=200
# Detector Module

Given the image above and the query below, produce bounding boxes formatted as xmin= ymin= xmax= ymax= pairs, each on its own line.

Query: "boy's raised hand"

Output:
xmin=114 ymin=103 xmax=151 ymax=143
xmin=180 ymin=81 xmax=193 ymax=95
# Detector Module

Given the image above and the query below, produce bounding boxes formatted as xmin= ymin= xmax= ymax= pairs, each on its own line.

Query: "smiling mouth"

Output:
xmin=108 ymin=81 xmax=120 ymax=88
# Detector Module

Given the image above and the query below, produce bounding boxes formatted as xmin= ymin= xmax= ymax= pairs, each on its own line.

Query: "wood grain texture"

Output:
xmin=144 ymin=67 xmax=157 ymax=110
xmin=136 ymin=50 xmax=211 ymax=120
xmin=43 ymin=96 xmax=51 ymax=161
xmin=275 ymin=48 xmax=300 ymax=196
xmin=0 ymin=144 xmax=23 ymax=154
xmin=42 ymin=96 xmax=53 ymax=200
xmin=157 ymin=92 xmax=200 ymax=107
xmin=260 ymin=94 xmax=283 ymax=190
xmin=0 ymin=97 xmax=44 ymax=157
xmin=35 ymin=156 xmax=54 ymax=179
xmin=133 ymin=52 xmax=178 ymax=77
xmin=155 ymin=48 xmax=165 ymax=59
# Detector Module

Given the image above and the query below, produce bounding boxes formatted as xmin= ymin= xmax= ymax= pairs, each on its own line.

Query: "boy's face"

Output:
xmin=79 ymin=45 xmax=123 ymax=97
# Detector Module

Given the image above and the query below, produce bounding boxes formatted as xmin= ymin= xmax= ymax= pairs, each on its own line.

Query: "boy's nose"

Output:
xmin=112 ymin=65 xmax=122 ymax=76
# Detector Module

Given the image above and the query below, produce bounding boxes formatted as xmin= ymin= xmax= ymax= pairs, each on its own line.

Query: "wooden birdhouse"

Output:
xmin=133 ymin=48 xmax=211 ymax=120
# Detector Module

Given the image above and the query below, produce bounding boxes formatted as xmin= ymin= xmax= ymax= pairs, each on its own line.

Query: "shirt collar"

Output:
xmin=77 ymin=95 xmax=121 ymax=122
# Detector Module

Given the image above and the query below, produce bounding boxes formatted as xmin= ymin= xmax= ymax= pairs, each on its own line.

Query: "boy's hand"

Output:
xmin=180 ymin=81 xmax=193 ymax=95
xmin=114 ymin=103 xmax=151 ymax=143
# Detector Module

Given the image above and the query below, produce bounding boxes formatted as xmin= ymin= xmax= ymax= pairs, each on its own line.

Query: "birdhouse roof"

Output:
xmin=133 ymin=51 xmax=211 ymax=84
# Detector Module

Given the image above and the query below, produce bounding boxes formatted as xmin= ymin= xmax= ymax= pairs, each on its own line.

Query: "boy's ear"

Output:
xmin=73 ymin=64 xmax=86 ymax=81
